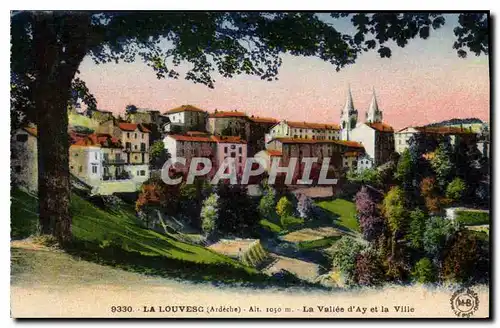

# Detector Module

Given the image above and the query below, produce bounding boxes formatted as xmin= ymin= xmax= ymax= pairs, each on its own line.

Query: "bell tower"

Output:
xmin=366 ymin=87 xmax=383 ymax=123
xmin=340 ymin=85 xmax=358 ymax=140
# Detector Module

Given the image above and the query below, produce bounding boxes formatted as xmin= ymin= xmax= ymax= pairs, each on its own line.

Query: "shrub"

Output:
xmin=382 ymin=186 xmax=407 ymax=235
xmin=422 ymin=217 xmax=457 ymax=260
xmin=446 ymin=177 xmax=467 ymax=203
xmin=330 ymin=236 xmax=366 ymax=285
xmin=441 ymin=230 xmax=489 ymax=283
xmin=258 ymin=186 xmax=276 ymax=219
xmin=407 ymin=208 xmax=429 ymax=250
xmin=276 ymin=196 xmax=293 ymax=218
xmin=455 ymin=210 xmax=489 ymax=226
xmin=201 ymin=193 xmax=219 ymax=235
xmin=355 ymin=186 xmax=385 ymax=241
xmin=412 ymin=257 xmax=436 ymax=283
xmin=354 ymin=248 xmax=384 ymax=286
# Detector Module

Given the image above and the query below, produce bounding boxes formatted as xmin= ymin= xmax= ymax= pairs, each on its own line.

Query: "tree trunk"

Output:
xmin=33 ymin=13 xmax=90 ymax=245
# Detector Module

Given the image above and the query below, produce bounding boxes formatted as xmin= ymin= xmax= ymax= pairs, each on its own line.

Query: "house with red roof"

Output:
xmin=163 ymin=104 xmax=208 ymax=133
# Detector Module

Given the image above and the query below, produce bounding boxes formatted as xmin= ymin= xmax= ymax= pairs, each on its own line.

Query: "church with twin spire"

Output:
xmin=340 ymin=86 xmax=395 ymax=170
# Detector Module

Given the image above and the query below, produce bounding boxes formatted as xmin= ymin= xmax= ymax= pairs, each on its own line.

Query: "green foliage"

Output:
xmin=430 ymin=143 xmax=455 ymax=188
xmin=441 ymin=230 xmax=489 ymax=283
xmin=258 ymin=219 xmax=282 ymax=233
xmin=330 ymin=236 xmax=366 ymax=285
xmin=258 ymin=186 xmax=276 ymax=220
xmin=354 ymin=248 xmax=384 ymax=286
xmin=382 ymin=186 xmax=407 ymax=235
xmin=347 ymin=168 xmax=381 ymax=186
xmin=407 ymin=208 xmax=429 ymax=250
xmin=149 ymin=140 xmax=170 ymax=169
xmin=201 ymin=193 xmax=219 ymax=235
xmin=280 ymin=216 xmax=304 ymax=230
xmin=394 ymin=149 xmax=414 ymax=188
xmin=316 ymin=198 xmax=360 ymax=232
xmin=276 ymin=196 xmax=293 ymax=218
xmin=455 ymin=210 xmax=489 ymax=226
xmin=412 ymin=257 xmax=436 ymax=283
xmin=297 ymin=236 xmax=341 ymax=250
xmin=445 ymin=177 xmax=467 ymax=203
xmin=422 ymin=217 xmax=457 ymax=259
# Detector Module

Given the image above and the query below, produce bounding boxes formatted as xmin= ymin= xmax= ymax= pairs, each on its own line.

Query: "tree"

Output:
xmin=430 ymin=142 xmax=455 ymax=189
xmin=412 ymin=257 xmax=436 ymax=283
xmin=420 ymin=177 xmax=449 ymax=214
xmin=407 ymin=208 xmax=429 ymax=250
xmin=276 ymin=196 xmax=293 ymax=219
xmin=149 ymin=140 xmax=171 ymax=170
xmin=201 ymin=193 xmax=220 ymax=236
xmin=125 ymin=104 xmax=138 ymax=114
xmin=11 ymin=11 xmax=488 ymax=243
xmin=355 ymin=186 xmax=385 ymax=242
xmin=258 ymin=186 xmax=276 ymax=219
xmin=441 ymin=230 xmax=489 ymax=283
xmin=446 ymin=177 xmax=467 ymax=204
xmin=216 ymin=183 xmax=259 ymax=236
xmin=354 ymin=248 xmax=384 ymax=286
xmin=347 ymin=168 xmax=381 ymax=187
xmin=296 ymin=194 xmax=313 ymax=220
xmin=422 ymin=217 xmax=457 ymax=261
xmin=330 ymin=236 xmax=366 ymax=286
xmin=382 ymin=186 xmax=407 ymax=238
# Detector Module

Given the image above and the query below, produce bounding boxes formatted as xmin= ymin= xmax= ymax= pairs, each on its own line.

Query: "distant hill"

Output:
xmin=425 ymin=118 xmax=484 ymax=127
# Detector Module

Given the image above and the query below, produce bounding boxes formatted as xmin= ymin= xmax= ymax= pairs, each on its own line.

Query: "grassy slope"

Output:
xmin=315 ymin=199 xmax=360 ymax=232
xmin=11 ymin=189 xmax=264 ymax=282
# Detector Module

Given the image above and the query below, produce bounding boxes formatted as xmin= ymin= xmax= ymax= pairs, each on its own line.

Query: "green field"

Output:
xmin=10 ymin=189 xmax=268 ymax=283
xmin=297 ymin=236 xmax=342 ymax=250
xmin=315 ymin=198 xmax=360 ymax=232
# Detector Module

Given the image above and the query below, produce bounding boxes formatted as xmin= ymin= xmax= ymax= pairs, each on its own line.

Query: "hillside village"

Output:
xmin=11 ymin=87 xmax=490 ymax=195
xmin=11 ymin=87 xmax=491 ymax=287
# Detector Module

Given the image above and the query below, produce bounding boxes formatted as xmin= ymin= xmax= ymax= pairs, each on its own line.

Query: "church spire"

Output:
xmin=366 ymin=87 xmax=383 ymax=123
xmin=343 ymin=84 xmax=355 ymax=114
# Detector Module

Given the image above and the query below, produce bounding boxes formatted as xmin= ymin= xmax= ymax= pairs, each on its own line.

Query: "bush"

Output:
xmin=258 ymin=186 xmax=276 ymax=219
xmin=441 ymin=230 xmax=489 ymax=283
xmin=296 ymin=194 xmax=313 ymax=220
xmin=276 ymin=196 xmax=293 ymax=218
xmin=280 ymin=216 xmax=304 ymax=230
xmin=330 ymin=236 xmax=366 ymax=285
xmin=201 ymin=193 xmax=219 ymax=235
xmin=412 ymin=257 xmax=436 ymax=283
xmin=446 ymin=177 xmax=467 ymax=203
xmin=455 ymin=210 xmax=489 ymax=226
xmin=422 ymin=217 xmax=457 ymax=260
xmin=407 ymin=208 xmax=429 ymax=250
xmin=354 ymin=248 xmax=384 ymax=286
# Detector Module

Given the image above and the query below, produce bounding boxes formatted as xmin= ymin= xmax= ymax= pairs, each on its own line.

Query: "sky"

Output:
xmin=78 ymin=13 xmax=490 ymax=130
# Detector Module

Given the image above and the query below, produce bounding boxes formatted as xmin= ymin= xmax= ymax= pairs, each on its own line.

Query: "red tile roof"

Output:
xmin=266 ymin=149 xmax=283 ymax=157
xmin=212 ymin=135 xmax=247 ymax=144
xmin=209 ymin=111 xmax=248 ymax=118
xmin=332 ymin=140 xmax=364 ymax=148
xmin=164 ymin=105 xmax=206 ymax=114
xmin=249 ymin=116 xmax=278 ymax=124
xmin=169 ymin=134 xmax=215 ymax=143
xmin=366 ymin=122 xmax=394 ymax=132
xmin=117 ymin=122 xmax=150 ymax=133
xmin=186 ymin=131 xmax=210 ymax=136
xmin=269 ymin=137 xmax=339 ymax=145
xmin=285 ymin=120 xmax=341 ymax=130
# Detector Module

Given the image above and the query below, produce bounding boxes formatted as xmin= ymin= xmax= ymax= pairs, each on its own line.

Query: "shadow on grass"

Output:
xmin=64 ymin=239 xmax=327 ymax=291
xmin=311 ymin=206 xmax=356 ymax=236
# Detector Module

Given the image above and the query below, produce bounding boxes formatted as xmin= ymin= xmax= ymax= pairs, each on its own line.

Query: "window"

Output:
xmin=231 ymin=153 xmax=236 ymax=158
xmin=141 ymin=133 xmax=144 ymax=139
xmin=91 ymin=165 xmax=98 ymax=174
xmin=134 ymin=145 xmax=138 ymax=150
xmin=79 ymin=166 xmax=83 ymax=173
xmin=134 ymin=155 xmax=138 ymax=160
xmin=127 ymin=132 xmax=130 ymax=138
xmin=74 ymin=153 xmax=78 ymax=157
xmin=140 ymin=170 xmax=146 ymax=176
xmin=136 ymin=171 xmax=139 ymax=176
xmin=16 ymin=134 xmax=28 ymax=142
xmin=238 ymin=147 xmax=242 ymax=154
xmin=239 ymin=157 xmax=242 ymax=163
xmin=135 ymin=133 xmax=137 ymax=139
xmin=224 ymin=146 xmax=228 ymax=153
xmin=95 ymin=152 xmax=98 ymax=160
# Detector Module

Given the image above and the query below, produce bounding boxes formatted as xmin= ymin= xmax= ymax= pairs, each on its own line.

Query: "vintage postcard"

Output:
xmin=10 ymin=10 xmax=490 ymax=318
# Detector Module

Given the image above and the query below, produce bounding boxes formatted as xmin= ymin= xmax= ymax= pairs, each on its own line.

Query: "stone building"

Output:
xmin=69 ymin=134 xmax=103 ymax=188
xmin=11 ymin=126 xmax=38 ymax=192
xmin=266 ymin=120 xmax=341 ymax=142
xmin=163 ymin=104 xmax=207 ymax=133
xmin=395 ymin=125 xmax=478 ymax=154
